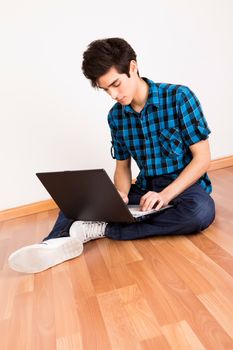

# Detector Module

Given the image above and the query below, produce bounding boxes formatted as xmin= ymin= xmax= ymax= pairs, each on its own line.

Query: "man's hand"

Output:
xmin=140 ymin=191 xmax=170 ymax=211
xmin=118 ymin=190 xmax=129 ymax=204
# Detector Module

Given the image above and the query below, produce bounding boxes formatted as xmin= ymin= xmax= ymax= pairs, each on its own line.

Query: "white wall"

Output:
xmin=0 ymin=0 xmax=233 ymax=210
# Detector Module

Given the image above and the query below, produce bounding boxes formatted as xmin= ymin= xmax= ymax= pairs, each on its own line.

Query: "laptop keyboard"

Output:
xmin=128 ymin=205 xmax=173 ymax=218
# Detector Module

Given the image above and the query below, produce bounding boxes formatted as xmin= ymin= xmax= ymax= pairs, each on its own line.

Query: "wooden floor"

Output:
xmin=1 ymin=167 xmax=233 ymax=350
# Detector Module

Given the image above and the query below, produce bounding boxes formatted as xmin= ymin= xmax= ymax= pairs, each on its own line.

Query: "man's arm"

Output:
xmin=140 ymin=139 xmax=211 ymax=211
xmin=114 ymin=158 xmax=132 ymax=204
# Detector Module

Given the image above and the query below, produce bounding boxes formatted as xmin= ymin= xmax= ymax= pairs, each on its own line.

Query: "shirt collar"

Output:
xmin=124 ymin=77 xmax=160 ymax=114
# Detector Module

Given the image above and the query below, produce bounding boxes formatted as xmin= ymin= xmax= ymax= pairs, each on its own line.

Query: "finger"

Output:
xmin=140 ymin=192 xmax=151 ymax=207
xmin=154 ymin=200 xmax=164 ymax=211
xmin=140 ymin=194 xmax=153 ymax=210
xmin=140 ymin=191 xmax=152 ymax=202
xmin=144 ymin=196 xmax=165 ymax=211
xmin=142 ymin=197 xmax=158 ymax=211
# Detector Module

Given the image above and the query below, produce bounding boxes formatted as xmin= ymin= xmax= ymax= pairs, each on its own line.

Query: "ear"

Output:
xmin=129 ymin=60 xmax=138 ymax=75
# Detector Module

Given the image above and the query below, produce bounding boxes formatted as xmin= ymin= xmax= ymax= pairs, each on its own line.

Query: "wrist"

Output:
xmin=160 ymin=187 xmax=175 ymax=204
xmin=117 ymin=189 xmax=129 ymax=204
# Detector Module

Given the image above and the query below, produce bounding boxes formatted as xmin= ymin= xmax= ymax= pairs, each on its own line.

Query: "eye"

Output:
xmin=113 ymin=82 xmax=121 ymax=87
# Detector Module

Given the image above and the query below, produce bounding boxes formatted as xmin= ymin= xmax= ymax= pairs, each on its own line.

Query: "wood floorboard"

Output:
xmin=0 ymin=167 xmax=233 ymax=349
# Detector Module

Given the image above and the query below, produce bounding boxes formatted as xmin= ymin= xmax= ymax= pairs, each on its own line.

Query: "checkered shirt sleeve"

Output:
xmin=108 ymin=111 xmax=130 ymax=160
xmin=178 ymin=87 xmax=211 ymax=146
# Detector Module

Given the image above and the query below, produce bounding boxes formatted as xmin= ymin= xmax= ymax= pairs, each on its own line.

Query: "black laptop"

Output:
xmin=36 ymin=169 xmax=172 ymax=223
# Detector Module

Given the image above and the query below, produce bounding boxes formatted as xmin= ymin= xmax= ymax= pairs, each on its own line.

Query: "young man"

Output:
xmin=8 ymin=38 xmax=215 ymax=273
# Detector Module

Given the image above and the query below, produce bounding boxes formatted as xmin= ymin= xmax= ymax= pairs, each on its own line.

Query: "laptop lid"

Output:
xmin=36 ymin=169 xmax=136 ymax=223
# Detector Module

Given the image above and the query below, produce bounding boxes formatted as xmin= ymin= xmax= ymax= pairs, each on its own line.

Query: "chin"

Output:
xmin=120 ymin=97 xmax=131 ymax=106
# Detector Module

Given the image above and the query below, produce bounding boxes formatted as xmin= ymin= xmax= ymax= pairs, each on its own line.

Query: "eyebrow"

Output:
xmin=98 ymin=78 xmax=119 ymax=90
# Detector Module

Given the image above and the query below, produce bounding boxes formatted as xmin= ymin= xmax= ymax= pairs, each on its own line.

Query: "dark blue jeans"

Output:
xmin=43 ymin=175 xmax=215 ymax=241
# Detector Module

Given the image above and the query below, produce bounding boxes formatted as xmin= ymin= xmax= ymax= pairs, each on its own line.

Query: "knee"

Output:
xmin=186 ymin=197 xmax=215 ymax=232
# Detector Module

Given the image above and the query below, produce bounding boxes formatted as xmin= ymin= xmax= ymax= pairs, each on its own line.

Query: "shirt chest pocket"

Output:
xmin=158 ymin=127 xmax=185 ymax=157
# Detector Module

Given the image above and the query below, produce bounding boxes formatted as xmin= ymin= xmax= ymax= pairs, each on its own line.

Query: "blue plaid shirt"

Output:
xmin=108 ymin=78 xmax=212 ymax=193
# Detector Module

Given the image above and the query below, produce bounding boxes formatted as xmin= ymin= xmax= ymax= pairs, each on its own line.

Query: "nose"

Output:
xmin=108 ymin=88 xmax=118 ymax=100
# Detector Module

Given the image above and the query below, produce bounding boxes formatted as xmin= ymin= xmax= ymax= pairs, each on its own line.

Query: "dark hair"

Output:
xmin=82 ymin=37 xmax=138 ymax=88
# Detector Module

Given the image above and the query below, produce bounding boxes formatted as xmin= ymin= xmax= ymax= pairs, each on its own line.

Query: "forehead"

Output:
xmin=97 ymin=67 xmax=125 ymax=88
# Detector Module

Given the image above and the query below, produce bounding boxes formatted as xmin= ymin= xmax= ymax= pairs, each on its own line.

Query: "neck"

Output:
xmin=131 ymin=78 xmax=149 ymax=113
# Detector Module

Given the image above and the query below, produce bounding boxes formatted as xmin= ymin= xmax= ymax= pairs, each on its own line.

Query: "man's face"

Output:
xmin=97 ymin=62 xmax=139 ymax=106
